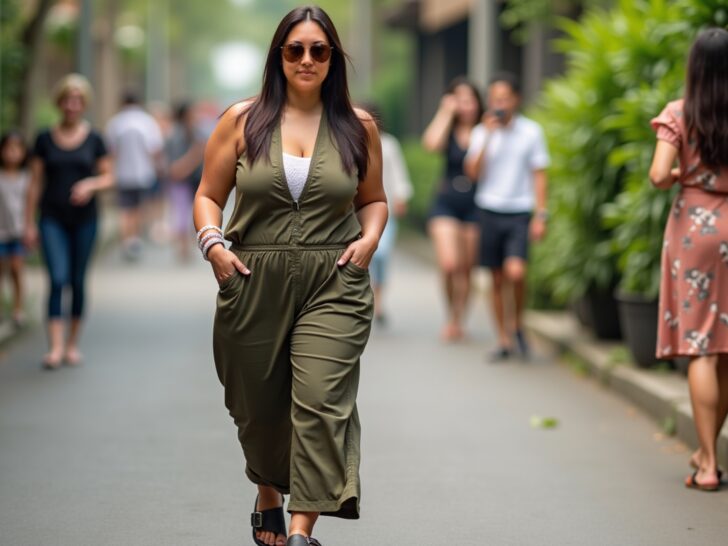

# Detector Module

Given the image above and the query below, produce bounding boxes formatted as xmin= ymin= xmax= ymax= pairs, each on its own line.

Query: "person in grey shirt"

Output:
xmin=0 ymin=131 xmax=30 ymax=326
xmin=106 ymin=92 xmax=163 ymax=260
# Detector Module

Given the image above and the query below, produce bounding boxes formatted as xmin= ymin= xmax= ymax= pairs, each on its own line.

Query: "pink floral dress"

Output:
xmin=652 ymin=99 xmax=728 ymax=359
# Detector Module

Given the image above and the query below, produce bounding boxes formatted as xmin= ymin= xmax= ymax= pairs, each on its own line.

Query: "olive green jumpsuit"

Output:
xmin=213 ymin=112 xmax=373 ymax=519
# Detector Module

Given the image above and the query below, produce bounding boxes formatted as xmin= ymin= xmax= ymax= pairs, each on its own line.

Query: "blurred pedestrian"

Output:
xmin=193 ymin=6 xmax=386 ymax=545
xmin=106 ymin=91 xmax=163 ymax=261
xmin=464 ymin=72 xmax=550 ymax=361
xmin=649 ymin=28 xmax=728 ymax=492
xmin=0 ymin=131 xmax=30 ymax=327
xmin=146 ymin=101 xmax=174 ymax=244
xmin=422 ymin=78 xmax=483 ymax=341
xmin=166 ymin=102 xmax=204 ymax=262
xmin=361 ymin=102 xmax=412 ymax=324
xmin=24 ymin=74 xmax=113 ymax=369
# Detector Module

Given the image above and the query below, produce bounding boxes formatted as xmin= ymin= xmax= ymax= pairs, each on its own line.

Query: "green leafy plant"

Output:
xmin=400 ymin=138 xmax=443 ymax=229
xmin=530 ymin=0 xmax=728 ymax=305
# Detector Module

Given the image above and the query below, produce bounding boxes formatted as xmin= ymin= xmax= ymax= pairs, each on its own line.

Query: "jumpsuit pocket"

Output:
xmin=344 ymin=260 xmax=369 ymax=275
xmin=218 ymin=271 xmax=243 ymax=292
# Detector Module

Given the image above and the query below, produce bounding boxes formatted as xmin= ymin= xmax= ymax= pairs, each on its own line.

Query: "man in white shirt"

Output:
xmin=464 ymin=73 xmax=550 ymax=361
xmin=106 ymin=92 xmax=163 ymax=260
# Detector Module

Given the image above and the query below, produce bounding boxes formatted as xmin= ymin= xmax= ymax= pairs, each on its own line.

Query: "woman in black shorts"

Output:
xmin=422 ymin=78 xmax=483 ymax=341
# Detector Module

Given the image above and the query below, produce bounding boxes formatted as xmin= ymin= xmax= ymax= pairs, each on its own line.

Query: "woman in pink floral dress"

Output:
xmin=650 ymin=28 xmax=728 ymax=492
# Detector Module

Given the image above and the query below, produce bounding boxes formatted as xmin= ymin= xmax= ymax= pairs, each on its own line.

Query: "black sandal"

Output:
xmin=252 ymin=494 xmax=287 ymax=545
xmin=286 ymin=535 xmax=322 ymax=546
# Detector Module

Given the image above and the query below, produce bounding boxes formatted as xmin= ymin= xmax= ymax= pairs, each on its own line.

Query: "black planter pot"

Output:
xmin=586 ymin=286 xmax=622 ymax=340
xmin=571 ymin=296 xmax=593 ymax=329
xmin=615 ymin=292 xmax=659 ymax=368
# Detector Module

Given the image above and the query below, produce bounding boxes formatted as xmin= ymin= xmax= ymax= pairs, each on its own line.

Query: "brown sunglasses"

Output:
xmin=281 ymin=43 xmax=333 ymax=64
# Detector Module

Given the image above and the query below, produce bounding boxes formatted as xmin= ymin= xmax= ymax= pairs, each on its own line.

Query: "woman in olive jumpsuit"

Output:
xmin=193 ymin=7 xmax=387 ymax=546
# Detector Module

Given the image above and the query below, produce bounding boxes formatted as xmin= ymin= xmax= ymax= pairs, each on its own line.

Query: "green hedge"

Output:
xmin=400 ymin=137 xmax=444 ymax=229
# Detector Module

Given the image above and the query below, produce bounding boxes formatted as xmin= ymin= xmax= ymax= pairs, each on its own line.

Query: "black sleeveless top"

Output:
xmin=429 ymin=132 xmax=477 ymax=221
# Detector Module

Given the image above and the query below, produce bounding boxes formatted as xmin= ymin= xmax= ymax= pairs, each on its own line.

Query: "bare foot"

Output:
xmin=441 ymin=323 xmax=465 ymax=342
xmin=63 ymin=347 xmax=83 ymax=366
xmin=685 ymin=468 xmax=720 ymax=491
xmin=690 ymin=449 xmax=723 ymax=479
xmin=256 ymin=486 xmax=286 ymax=546
xmin=42 ymin=349 xmax=63 ymax=370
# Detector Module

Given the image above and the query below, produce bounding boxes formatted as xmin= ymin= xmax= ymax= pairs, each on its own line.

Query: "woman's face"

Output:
xmin=281 ymin=20 xmax=332 ymax=94
xmin=58 ymin=88 xmax=86 ymax=123
xmin=453 ymin=85 xmax=480 ymax=126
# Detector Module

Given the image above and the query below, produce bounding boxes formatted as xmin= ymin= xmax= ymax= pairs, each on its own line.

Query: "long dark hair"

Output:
xmin=446 ymin=77 xmax=484 ymax=128
xmin=241 ymin=6 xmax=369 ymax=180
xmin=684 ymin=28 xmax=728 ymax=168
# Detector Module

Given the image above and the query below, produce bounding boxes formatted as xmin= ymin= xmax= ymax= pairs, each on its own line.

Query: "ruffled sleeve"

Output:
xmin=650 ymin=102 xmax=682 ymax=149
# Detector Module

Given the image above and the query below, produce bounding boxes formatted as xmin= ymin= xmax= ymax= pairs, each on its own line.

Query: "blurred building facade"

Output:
xmin=386 ymin=0 xmax=574 ymax=133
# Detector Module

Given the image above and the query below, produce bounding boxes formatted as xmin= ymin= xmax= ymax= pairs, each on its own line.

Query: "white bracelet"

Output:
xmin=196 ymin=225 xmax=223 ymax=240
xmin=198 ymin=231 xmax=224 ymax=250
xmin=202 ymin=237 xmax=225 ymax=261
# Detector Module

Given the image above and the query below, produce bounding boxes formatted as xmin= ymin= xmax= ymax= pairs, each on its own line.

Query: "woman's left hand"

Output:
xmin=337 ymin=236 xmax=378 ymax=269
xmin=70 ymin=178 xmax=96 ymax=206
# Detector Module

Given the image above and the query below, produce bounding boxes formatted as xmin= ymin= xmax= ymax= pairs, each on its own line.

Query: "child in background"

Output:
xmin=0 ymin=131 xmax=30 ymax=327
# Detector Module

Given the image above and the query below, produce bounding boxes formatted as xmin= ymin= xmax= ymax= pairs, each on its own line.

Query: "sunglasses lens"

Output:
xmin=283 ymin=44 xmax=304 ymax=62
xmin=310 ymin=44 xmax=331 ymax=63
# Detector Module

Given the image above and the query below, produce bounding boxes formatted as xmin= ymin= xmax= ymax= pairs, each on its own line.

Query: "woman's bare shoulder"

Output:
xmin=220 ymin=99 xmax=256 ymax=127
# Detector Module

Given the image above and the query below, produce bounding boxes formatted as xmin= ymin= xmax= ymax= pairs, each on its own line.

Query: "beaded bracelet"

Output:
xmin=198 ymin=231 xmax=224 ymax=251
xmin=202 ymin=236 xmax=225 ymax=261
xmin=196 ymin=225 xmax=223 ymax=241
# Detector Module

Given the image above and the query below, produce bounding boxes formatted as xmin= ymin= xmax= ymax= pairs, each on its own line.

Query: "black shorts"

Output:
xmin=429 ymin=192 xmax=479 ymax=224
xmin=117 ymin=188 xmax=149 ymax=209
xmin=478 ymin=209 xmax=531 ymax=268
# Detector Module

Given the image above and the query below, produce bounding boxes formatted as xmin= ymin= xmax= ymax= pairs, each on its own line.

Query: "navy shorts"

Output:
xmin=0 ymin=239 xmax=24 ymax=258
xmin=478 ymin=209 xmax=531 ymax=268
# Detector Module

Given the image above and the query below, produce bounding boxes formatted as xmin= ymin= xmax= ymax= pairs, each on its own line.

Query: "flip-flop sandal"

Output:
xmin=286 ymin=535 xmax=322 ymax=546
xmin=252 ymin=494 xmax=287 ymax=546
xmin=685 ymin=470 xmax=720 ymax=492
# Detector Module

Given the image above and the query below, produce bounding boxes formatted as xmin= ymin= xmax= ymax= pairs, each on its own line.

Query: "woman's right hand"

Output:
xmin=439 ymin=94 xmax=457 ymax=116
xmin=207 ymin=244 xmax=251 ymax=285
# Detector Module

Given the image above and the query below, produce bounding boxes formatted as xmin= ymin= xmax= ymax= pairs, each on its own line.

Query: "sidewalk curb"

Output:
xmin=525 ymin=310 xmax=728 ymax=468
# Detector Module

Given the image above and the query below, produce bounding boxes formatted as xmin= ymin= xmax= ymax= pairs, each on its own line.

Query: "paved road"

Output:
xmin=1 ymin=243 xmax=728 ymax=546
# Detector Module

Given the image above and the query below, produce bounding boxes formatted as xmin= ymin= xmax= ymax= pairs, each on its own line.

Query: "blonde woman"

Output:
xmin=25 ymin=74 xmax=113 ymax=369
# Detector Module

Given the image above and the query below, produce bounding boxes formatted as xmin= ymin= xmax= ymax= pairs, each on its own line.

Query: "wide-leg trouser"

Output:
xmin=212 ymin=245 xmax=373 ymax=519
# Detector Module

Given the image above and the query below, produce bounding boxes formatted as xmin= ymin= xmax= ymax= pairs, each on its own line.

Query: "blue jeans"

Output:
xmin=370 ymin=217 xmax=397 ymax=287
xmin=39 ymin=216 xmax=98 ymax=319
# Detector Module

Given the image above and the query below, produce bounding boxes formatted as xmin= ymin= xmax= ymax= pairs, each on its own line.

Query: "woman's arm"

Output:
xmin=649 ymin=140 xmax=680 ymax=190
xmin=70 ymin=155 xmax=114 ymax=205
xmin=23 ymin=157 xmax=44 ymax=247
xmin=169 ymin=141 xmax=205 ymax=182
xmin=193 ymin=102 xmax=251 ymax=281
xmin=338 ymin=111 xmax=388 ymax=269
xmin=421 ymin=94 xmax=456 ymax=152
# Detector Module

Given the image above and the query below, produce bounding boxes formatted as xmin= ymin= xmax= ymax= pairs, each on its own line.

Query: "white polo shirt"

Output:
xmin=106 ymin=105 xmax=163 ymax=190
xmin=466 ymin=115 xmax=550 ymax=213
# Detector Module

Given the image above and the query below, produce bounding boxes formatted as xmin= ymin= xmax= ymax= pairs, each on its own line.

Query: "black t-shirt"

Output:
xmin=33 ymin=129 xmax=108 ymax=225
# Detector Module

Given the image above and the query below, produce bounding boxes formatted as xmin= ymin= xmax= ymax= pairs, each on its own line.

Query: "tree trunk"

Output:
xmin=18 ymin=0 xmax=53 ymax=138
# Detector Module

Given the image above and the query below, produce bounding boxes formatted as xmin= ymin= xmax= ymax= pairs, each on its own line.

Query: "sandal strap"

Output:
xmin=251 ymin=500 xmax=287 ymax=536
